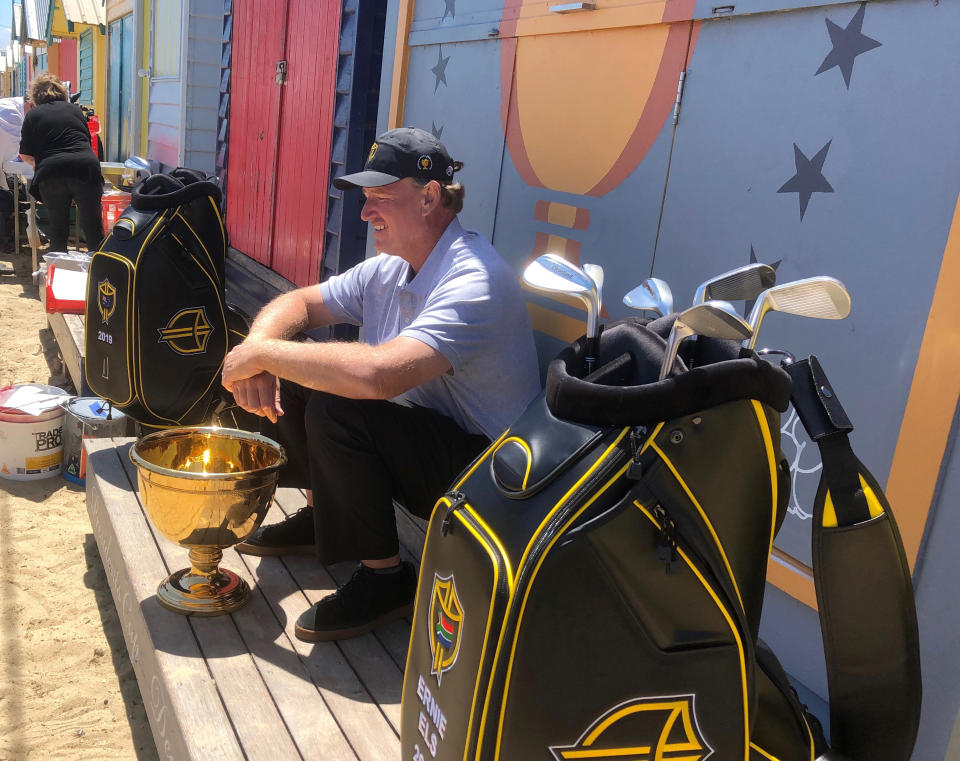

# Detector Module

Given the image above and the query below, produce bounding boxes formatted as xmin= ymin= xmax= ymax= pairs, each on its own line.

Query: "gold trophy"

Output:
xmin=129 ymin=426 xmax=287 ymax=615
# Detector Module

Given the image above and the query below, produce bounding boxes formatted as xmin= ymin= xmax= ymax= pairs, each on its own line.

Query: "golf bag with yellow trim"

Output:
xmin=83 ymin=168 xmax=247 ymax=428
xmin=400 ymin=318 xmax=920 ymax=761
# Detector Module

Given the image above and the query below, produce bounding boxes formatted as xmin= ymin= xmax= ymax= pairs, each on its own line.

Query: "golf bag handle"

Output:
xmin=132 ymin=167 xmax=222 ymax=211
xmin=786 ymin=356 xmax=922 ymax=761
xmin=545 ymin=321 xmax=792 ymax=427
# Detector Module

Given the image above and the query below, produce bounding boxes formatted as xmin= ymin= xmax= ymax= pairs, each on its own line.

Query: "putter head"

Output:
xmin=660 ymin=300 xmax=753 ymax=380
xmin=623 ymin=277 xmax=674 ymax=317
xmin=693 ymin=262 xmax=777 ymax=305
xmin=745 ymin=276 xmax=851 ymax=350
xmin=522 ymin=253 xmax=600 ymax=339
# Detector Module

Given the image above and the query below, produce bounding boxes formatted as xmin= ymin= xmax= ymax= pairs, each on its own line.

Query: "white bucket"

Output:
xmin=0 ymin=384 xmax=71 ymax=480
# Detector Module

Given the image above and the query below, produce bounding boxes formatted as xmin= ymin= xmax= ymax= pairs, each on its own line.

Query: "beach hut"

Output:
xmin=379 ymin=0 xmax=960 ymax=757
xmin=221 ymin=0 xmax=386 ymax=293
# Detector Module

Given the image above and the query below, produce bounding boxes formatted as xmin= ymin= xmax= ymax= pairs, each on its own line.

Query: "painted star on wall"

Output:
xmin=778 ymin=141 xmax=834 ymax=220
xmin=432 ymin=46 xmax=450 ymax=93
xmin=442 ymin=0 xmax=456 ymax=21
xmin=431 ymin=121 xmax=444 ymax=139
xmin=815 ymin=4 xmax=881 ymax=89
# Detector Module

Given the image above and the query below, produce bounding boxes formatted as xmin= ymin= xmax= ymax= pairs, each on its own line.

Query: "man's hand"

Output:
xmin=223 ymin=342 xmax=283 ymax=422
xmin=228 ymin=371 xmax=283 ymax=423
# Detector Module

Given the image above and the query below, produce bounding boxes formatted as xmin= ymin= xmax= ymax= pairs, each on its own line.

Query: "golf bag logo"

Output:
xmin=549 ymin=695 xmax=713 ymax=761
xmin=157 ymin=307 xmax=214 ymax=355
xmin=97 ymin=279 xmax=117 ymax=324
xmin=428 ymin=573 xmax=463 ymax=686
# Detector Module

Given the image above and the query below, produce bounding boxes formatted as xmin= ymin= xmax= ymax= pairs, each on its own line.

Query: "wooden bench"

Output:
xmin=86 ymin=436 xmax=427 ymax=761
xmin=46 ymin=311 xmax=88 ymax=394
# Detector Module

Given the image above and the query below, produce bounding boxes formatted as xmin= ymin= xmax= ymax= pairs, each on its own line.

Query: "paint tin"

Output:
xmin=0 ymin=384 xmax=71 ymax=480
xmin=62 ymin=398 xmax=127 ymax=485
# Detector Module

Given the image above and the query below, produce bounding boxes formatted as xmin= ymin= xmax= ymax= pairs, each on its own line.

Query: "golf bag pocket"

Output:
xmin=84 ymin=169 xmax=244 ymax=428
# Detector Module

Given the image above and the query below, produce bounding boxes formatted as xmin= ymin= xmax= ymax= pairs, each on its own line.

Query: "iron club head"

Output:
xmin=744 ymin=276 xmax=851 ymax=350
xmin=522 ymin=254 xmax=602 ymax=372
xmin=623 ymin=277 xmax=674 ymax=318
xmin=693 ymin=262 xmax=777 ymax=305
xmin=660 ymin=300 xmax=753 ymax=380
xmin=521 ymin=254 xmax=600 ymax=340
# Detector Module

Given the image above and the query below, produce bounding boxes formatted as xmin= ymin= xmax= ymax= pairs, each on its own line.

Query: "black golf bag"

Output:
xmin=401 ymin=319 xmax=920 ymax=761
xmin=83 ymin=168 xmax=247 ymax=428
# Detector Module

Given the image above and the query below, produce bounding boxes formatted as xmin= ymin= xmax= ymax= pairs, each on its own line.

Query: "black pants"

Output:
xmin=39 ymin=176 xmax=103 ymax=253
xmin=261 ymin=382 xmax=490 ymax=564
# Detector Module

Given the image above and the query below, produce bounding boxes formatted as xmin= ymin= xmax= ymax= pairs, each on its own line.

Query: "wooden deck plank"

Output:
xmin=225 ymin=553 xmax=362 ymax=761
xmin=270 ymin=490 xmax=417 ymax=673
xmin=240 ymin=550 xmax=400 ymax=761
xmin=86 ymin=439 xmax=246 ymax=761
xmin=116 ymin=444 xmax=369 ymax=761
xmin=89 ymin=432 xmax=434 ymax=761
xmin=267 ymin=485 xmax=411 ymax=739
xmin=287 ymin=555 xmax=405 ymax=734
xmin=226 ymin=482 xmax=401 ymax=759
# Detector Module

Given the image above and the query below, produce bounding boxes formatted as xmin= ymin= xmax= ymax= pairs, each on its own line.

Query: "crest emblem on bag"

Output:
xmin=97 ymin=279 xmax=117 ymax=324
xmin=158 ymin=307 xmax=214 ymax=355
xmin=549 ymin=695 xmax=713 ymax=761
xmin=428 ymin=572 xmax=463 ymax=686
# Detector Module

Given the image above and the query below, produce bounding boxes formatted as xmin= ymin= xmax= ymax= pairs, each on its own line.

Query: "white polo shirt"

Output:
xmin=320 ymin=218 xmax=541 ymax=439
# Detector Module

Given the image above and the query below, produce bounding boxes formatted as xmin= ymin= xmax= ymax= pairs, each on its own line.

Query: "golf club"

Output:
xmin=692 ymin=262 xmax=777 ymax=305
xmin=623 ymin=277 xmax=674 ymax=318
xmin=583 ymin=263 xmax=605 ymax=312
xmin=660 ymin=300 xmax=753 ymax=380
xmin=744 ymin=276 xmax=851 ymax=350
xmin=522 ymin=253 xmax=601 ymax=373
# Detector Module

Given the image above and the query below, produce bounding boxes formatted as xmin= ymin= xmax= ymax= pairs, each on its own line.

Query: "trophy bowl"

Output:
xmin=129 ymin=426 xmax=287 ymax=616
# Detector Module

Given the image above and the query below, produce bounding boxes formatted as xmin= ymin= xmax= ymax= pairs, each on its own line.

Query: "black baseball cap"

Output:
xmin=332 ymin=127 xmax=462 ymax=190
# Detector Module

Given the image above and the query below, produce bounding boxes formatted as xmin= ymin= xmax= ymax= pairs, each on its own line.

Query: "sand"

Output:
xmin=0 ymin=246 xmax=158 ymax=761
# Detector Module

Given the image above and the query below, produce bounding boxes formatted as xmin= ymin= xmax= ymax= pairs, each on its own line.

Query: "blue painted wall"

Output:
xmin=380 ymin=0 xmax=960 ymax=757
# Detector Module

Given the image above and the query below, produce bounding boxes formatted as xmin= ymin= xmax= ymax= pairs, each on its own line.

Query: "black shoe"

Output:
xmin=295 ymin=561 xmax=417 ymax=642
xmin=235 ymin=506 xmax=315 ymax=556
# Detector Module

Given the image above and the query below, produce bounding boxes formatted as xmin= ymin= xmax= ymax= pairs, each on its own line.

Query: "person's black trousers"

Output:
xmin=261 ymin=381 xmax=490 ymax=564
xmin=39 ymin=176 xmax=103 ymax=253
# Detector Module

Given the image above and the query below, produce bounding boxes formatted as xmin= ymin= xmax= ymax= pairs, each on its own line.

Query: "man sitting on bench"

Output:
xmin=222 ymin=127 xmax=541 ymax=642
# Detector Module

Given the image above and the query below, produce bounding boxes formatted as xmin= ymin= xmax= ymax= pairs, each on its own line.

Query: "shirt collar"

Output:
xmin=404 ymin=217 xmax=464 ymax=294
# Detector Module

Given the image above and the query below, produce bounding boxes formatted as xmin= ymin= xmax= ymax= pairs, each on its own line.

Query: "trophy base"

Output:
xmin=156 ymin=566 xmax=250 ymax=616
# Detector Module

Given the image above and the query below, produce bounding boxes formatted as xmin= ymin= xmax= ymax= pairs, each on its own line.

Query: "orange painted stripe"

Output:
xmin=531 ymin=232 xmax=582 ymax=263
xmin=388 ymin=0 xmax=415 ymax=128
xmin=534 ymin=201 xmax=591 ymax=230
xmin=885 ymin=191 xmax=960 ymax=569
xmin=526 ymin=301 xmax=587 ymax=343
xmin=767 ymin=549 xmax=817 ymax=610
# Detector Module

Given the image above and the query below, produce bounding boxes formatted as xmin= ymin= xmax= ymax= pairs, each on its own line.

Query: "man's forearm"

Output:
xmin=255 ymin=339 xmax=406 ymax=399
xmin=246 ymin=290 xmax=312 ymax=341
xmin=228 ymin=336 xmax=450 ymax=401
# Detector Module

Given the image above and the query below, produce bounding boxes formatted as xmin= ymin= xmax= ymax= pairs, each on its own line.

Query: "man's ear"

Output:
xmin=421 ymin=181 xmax=442 ymax=215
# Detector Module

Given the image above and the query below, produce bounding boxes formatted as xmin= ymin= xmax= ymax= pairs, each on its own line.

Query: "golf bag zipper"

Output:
xmin=441 ymin=490 xmax=467 ymax=536
xmin=653 ymin=504 xmax=679 ymax=571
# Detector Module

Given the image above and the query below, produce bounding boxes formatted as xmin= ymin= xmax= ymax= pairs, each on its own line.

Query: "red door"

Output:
xmin=226 ymin=0 xmax=341 ymax=287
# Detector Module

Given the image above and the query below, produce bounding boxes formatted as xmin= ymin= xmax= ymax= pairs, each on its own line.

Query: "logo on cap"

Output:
xmin=446 ymin=165 xmax=454 ymax=177
xmin=418 ymin=155 xmax=433 ymax=172
xmin=368 ymin=143 xmax=379 ymax=163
